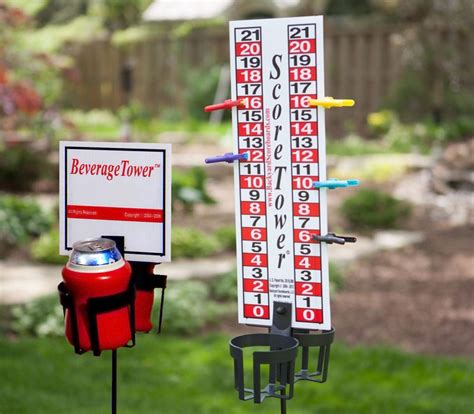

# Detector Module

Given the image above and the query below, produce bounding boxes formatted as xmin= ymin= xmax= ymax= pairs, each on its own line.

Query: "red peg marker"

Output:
xmin=204 ymin=99 xmax=246 ymax=112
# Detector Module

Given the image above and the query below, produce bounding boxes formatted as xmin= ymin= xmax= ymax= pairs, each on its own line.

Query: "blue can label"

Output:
xmin=69 ymin=238 xmax=123 ymax=266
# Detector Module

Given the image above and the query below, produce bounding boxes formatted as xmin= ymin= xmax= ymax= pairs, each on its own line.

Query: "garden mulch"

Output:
xmin=333 ymin=224 xmax=474 ymax=357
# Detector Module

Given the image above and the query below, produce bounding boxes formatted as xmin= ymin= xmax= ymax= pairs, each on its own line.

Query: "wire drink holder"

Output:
xmin=294 ymin=328 xmax=335 ymax=383
xmin=229 ymin=302 xmax=335 ymax=414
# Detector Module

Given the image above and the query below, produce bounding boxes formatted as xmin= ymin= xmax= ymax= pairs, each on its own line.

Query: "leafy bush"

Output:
xmin=0 ymin=195 xmax=52 ymax=250
xmin=0 ymin=146 xmax=50 ymax=192
xmin=183 ymin=66 xmax=222 ymax=121
xmin=368 ymin=110 xmax=397 ymax=135
xmin=172 ymin=167 xmax=215 ymax=212
xmin=209 ymin=270 xmax=237 ymax=302
xmin=366 ymin=111 xmax=474 ymax=154
xmin=171 ymin=225 xmax=237 ymax=260
xmin=214 ymin=225 xmax=236 ymax=252
xmin=161 ymin=280 xmax=232 ymax=335
xmin=172 ymin=227 xmax=220 ymax=259
xmin=341 ymin=189 xmax=411 ymax=230
xmin=117 ymin=101 xmax=152 ymax=128
xmin=31 ymin=228 xmax=67 ymax=265
xmin=0 ymin=3 xmax=79 ymax=144
xmin=161 ymin=281 xmax=210 ymax=335
xmin=11 ymin=295 xmax=64 ymax=337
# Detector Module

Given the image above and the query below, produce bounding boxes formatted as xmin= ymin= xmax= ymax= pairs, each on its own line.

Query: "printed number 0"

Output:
xmin=253 ymin=306 xmax=264 ymax=317
xmin=303 ymin=309 xmax=314 ymax=320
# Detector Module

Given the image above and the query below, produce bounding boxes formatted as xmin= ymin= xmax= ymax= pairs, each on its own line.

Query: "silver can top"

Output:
xmin=69 ymin=238 xmax=123 ymax=267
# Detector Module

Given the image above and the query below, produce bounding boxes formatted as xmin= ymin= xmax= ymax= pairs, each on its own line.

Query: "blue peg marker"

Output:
xmin=205 ymin=152 xmax=248 ymax=164
xmin=313 ymin=178 xmax=359 ymax=190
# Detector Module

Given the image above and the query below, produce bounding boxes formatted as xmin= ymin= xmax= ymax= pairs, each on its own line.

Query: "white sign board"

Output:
xmin=230 ymin=16 xmax=330 ymax=330
xmin=59 ymin=141 xmax=172 ymax=262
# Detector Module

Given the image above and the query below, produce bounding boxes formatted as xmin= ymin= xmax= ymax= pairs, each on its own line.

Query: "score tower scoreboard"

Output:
xmin=230 ymin=16 xmax=330 ymax=330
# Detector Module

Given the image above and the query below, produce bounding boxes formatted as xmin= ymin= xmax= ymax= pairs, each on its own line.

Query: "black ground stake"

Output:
xmin=112 ymin=350 xmax=117 ymax=414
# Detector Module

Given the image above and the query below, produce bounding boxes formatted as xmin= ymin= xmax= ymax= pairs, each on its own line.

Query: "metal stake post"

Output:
xmin=270 ymin=302 xmax=292 ymax=414
xmin=112 ymin=350 xmax=117 ymax=414
xmin=280 ymin=388 xmax=287 ymax=414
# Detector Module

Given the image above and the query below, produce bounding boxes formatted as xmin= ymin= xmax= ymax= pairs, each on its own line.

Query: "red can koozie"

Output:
xmin=62 ymin=238 xmax=132 ymax=352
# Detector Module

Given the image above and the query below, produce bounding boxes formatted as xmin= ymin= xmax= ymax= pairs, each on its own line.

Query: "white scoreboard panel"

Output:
xmin=230 ymin=16 xmax=330 ymax=330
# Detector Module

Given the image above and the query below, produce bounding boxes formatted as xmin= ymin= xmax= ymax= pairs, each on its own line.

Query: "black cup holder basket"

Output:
xmin=293 ymin=328 xmax=335 ymax=383
xmin=229 ymin=333 xmax=299 ymax=404
xmin=58 ymin=280 xmax=136 ymax=357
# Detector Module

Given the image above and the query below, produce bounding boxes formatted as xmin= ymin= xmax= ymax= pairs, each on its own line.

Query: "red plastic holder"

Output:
xmin=132 ymin=262 xmax=167 ymax=333
xmin=59 ymin=260 xmax=135 ymax=356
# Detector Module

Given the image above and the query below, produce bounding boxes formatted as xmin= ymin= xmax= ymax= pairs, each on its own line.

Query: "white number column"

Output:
xmin=287 ymin=24 xmax=323 ymax=324
xmin=235 ymin=27 xmax=269 ymax=321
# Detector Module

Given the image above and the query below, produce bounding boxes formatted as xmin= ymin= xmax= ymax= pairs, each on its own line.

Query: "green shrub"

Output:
xmin=172 ymin=227 xmax=220 ymax=259
xmin=0 ymin=195 xmax=52 ymax=250
xmin=0 ymin=146 xmax=50 ymax=192
xmin=11 ymin=295 xmax=64 ymax=337
xmin=161 ymin=280 xmax=232 ymax=335
xmin=368 ymin=110 xmax=397 ymax=135
xmin=172 ymin=167 xmax=215 ymax=212
xmin=368 ymin=111 xmax=474 ymax=154
xmin=209 ymin=270 xmax=237 ymax=302
xmin=117 ymin=101 xmax=152 ymax=129
xmin=161 ymin=281 xmax=210 ymax=335
xmin=214 ymin=225 xmax=236 ymax=252
xmin=341 ymin=189 xmax=411 ymax=230
xmin=183 ymin=66 xmax=222 ymax=121
xmin=31 ymin=228 xmax=67 ymax=265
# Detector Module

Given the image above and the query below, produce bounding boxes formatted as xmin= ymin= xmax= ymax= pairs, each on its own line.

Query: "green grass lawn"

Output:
xmin=1 ymin=334 xmax=473 ymax=414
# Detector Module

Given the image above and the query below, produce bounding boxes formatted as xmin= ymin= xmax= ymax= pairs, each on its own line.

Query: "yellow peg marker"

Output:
xmin=309 ymin=97 xmax=355 ymax=109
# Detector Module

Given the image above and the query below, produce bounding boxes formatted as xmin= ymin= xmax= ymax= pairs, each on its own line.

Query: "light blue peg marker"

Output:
xmin=313 ymin=179 xmax=360 ymax=190
xmin=205 ymin=152 xmax=248 ymax=164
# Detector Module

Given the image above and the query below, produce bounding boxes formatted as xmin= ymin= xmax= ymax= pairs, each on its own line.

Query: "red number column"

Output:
xmin=235 ymin=27 xmax=269 ymax=320
xmin=288 ymin=24 xmax=323 ymax=324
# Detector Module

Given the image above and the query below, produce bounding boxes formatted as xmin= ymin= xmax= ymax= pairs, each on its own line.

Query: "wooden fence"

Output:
xmin=65 ymin=20 xmax=471 ymax=136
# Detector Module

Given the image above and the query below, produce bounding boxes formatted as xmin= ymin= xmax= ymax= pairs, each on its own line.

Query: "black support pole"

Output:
xmin=280 ymin=387 xmax=287 ymax=414
xmin=112 ymin=350 xmax=117 ymax=414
